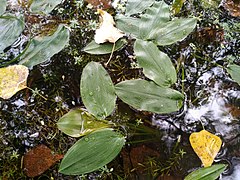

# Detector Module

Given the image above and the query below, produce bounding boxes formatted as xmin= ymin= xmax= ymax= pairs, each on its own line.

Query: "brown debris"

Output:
xmin=122 ymin=145 xmax=182 ymax=179
xmin=194 ymin=26 xmax=224 ymax=44
xmin=23 ymin=144 xmax=63 ymax=177
xmin=223 ymin=0 xmax=240 ymax=17
xmin=122 ymin=145 xmax=160 ymax=179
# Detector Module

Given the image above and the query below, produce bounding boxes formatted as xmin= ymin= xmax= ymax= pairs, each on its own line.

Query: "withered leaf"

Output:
xmin=189 ymin=130 xmax=222 ymax=167
xmin=0 ymin=65 xmax=29 ymax=99
xmin=23 ymin=144 xmax=63 ymax=177
xmin=94 ymin=9 xmax=124 ymax=44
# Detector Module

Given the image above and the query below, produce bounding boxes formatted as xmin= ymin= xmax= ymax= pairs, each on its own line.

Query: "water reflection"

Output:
xmin=153 ymin=65 xmax=240 ymax=176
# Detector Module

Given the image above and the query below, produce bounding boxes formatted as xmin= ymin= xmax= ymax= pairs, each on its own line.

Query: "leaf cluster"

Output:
xmin=58 ymin=0 xmax=198 ymax=177
xmin=0 ymin=0 xmax=70 ymax=99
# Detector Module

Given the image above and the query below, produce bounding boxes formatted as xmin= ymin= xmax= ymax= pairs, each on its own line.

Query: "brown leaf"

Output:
xmin=194 ymin=26 xmax=224 ymax=44
xmin=223 ymin=0 xmax=240 ymax=17
xmin=23 ymin=144 xmax=63 ymax=177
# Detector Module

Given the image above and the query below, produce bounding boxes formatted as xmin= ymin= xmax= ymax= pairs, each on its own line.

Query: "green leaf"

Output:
xmin=149 ymin=18 xmax=197 ymax=46
xmin=19 ymin=25 xmax=70 ymax=68
xmin=83 ymin=39 xmax=126 ymax=55
xmin=59 ymin=128 xmax=125 ymax=175
xmin=184 ymin=164 xmax=227 ymax=180
xmin=227 ymin=64 xmax=240 ymax=85
xmin=0 ymin=0 xmax=7 ymax=15
xmin=80 ymin=62 xmax=116 ymax=119
xmin=125 ymin=0 xmax=154 ymax=16
xmin=30 ymin=0 xmax=62 ymax=14
xmin=172 ymin=0 xmax=186 ymax=15
xmin=57 ymin=108 xmax=110 ymax=137
xmin=139 ymin=1 xmax=170 ymax=39
xmin=116 ymin=15 xmax=139 ymax=38
xmin=201 ymin=0 xmax=221 ymax=9
xmin=0 ymin=15 xmax=25 ymax=53
xmin=134 ymin=39 xmax=177 ymax=87
xmin=115 ymin=79 xmax=184 ymax=114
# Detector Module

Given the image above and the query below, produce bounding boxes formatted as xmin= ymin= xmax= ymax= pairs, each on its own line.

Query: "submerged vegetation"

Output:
xmin=0 ymin=0 xmax=240 ymax=179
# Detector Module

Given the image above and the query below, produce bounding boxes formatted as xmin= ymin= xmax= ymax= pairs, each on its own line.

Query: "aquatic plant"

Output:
xmin=58 ymin=0 xmax=196 ymax=176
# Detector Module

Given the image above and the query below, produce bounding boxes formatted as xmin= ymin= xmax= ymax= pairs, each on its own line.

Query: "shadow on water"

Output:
xmin=0 ymin=0 xmax=240 ymax=179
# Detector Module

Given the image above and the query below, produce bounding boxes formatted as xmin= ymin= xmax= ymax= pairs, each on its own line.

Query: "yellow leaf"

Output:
xmin=94 ymin=9 xmax=124 ymax=44
xmin=0 ymin=65 xmax=29 ymax=99
xmin=189 ymin=130 xmax=222 ymax=167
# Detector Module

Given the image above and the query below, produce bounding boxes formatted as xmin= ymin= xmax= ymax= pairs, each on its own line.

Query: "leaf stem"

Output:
xmin=104 ymin=42 xmax=116 ymax=66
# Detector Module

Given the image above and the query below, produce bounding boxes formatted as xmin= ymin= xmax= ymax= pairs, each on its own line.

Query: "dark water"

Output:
xmin=0 ymin=0 xmax=240 ymax=179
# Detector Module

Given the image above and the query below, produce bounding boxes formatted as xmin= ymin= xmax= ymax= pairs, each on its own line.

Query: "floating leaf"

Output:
xmin=23 ymin=145 xmax=63 ymax=177
xmin=134 ymin=39 xmax=177 ymax=87
xmin=172 ymin=0 xmax=186 ymax=15
xmin=125 ymin=0 xmax=154 ymax=16
xmin=227 ymin=64 xmax=240 ymax=85
xmin=115 ymin=79 xmax=184 ymax=114
xmin=223 ymin=0 xmax=240 ymax=17
xmin=57 ymin=108 xmax=110 ymax=137
xmin=59 ymin=128 xmax=125 ymax=175
xmin=116 ymin=15 xmax=140 ymax=38
xmin=149 ymin=18 xmax=197 ymax=46
xmin=184 ymin=164 xmax=227 ymax=180
xmin=0 ymin=65 xmax=29 ymax=99
xmin=0 ymin=0 xmax=7 ymax=15
xmin=94 ymin=9 xmax=124 ymax=44
xmin=139 ymin=1 xmax=170 ymax=39
xmin=30 ymin=0 xmax=62 ymax=14
xmin=85 ymin=0 xmax=112 ymax=9
xmin=19 ymin=25 xmax=70 ymax=68
xmin=83 ymin=39 xmax=127 ymax=55
xmin=80 ymin=62 xmax=116 ymax=119
xmin=189 ymin=130 xmax=222 ymax=167
xmin=113 ymin=1 xmax=196 ymax=46
xmin=0 ymin=15 xmax=25 ymax=52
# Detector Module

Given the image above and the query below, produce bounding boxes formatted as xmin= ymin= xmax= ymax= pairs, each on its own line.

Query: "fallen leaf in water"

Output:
xmin=0 ymin=65 xmax=29 ymax=99
xmin=94 ymin=9 xmax=124 ymax=44
xmin=85 ymin=0 xmax=112 ymax=9
xmin=194 ymin=26 xmax=224 ymax=44
xmin=190 ymin=130 xmax=222 ymax=167
xmin=23 ymin=144 xmax=63 ymax=177
xmin=223 ymin=0 xmax=240 ymax=17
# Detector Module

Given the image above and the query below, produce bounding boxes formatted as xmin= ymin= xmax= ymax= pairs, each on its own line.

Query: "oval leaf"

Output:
xmin=227 ymin=64 xmax=240 ymax=85
xmin=115 ymin=79 xmax=184 ymax=114
xmin=19 ymin=25 xmax=70 ymax=68
xmin=134 ymin=39 xmax=177 ymax=87
xmin=149 ymin=18 xmax=197 ymax=46
xmin=125 ymin=0 xmax=154 ymax=16
xmin=30 ymin=0 xmax=62 ymax=14
xmin=80 ymin=62 xmax=116 ymax=119
xmin=184 ymin=164 xmax=227 ymax=180
xmin=0 ymin=65 xmax=29 ymax=99
xmin=83 ymin=39 xmax=126 ymax=55
xmin=59 ymin=128 xmax=125 ymax=175
xmin=0 ymin=15 xmax=25 ymax=52
xmin=0 ymin=0 xmax=7 ymax=15
xmin=57 ymin=108 xmax=110 ymax=137
xmin=190 ymin=130 xmax=222 ymax=167
xmin=116 ymin=15 xmax=140 ymax=38
xmin=139 ymin=1 xmax=170 ymax=39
